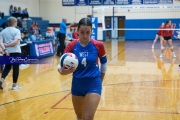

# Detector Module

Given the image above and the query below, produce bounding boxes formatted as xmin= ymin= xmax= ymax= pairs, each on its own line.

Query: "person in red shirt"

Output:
xmin=72 ymin=28 xmax=79 ymax=39
xmin=160 ymin=20 xmax=176 ymax=58
xmin=29 ymin=22 xmax=36 ymax=33
xmin=152 ymin=23 xmax=164 ymax=49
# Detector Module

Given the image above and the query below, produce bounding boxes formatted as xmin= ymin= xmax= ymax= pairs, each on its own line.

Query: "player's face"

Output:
xmin=78 ymin=25 xmax=92 ymax=42
xmin=167 ymin=21 xmax=171 ymax=26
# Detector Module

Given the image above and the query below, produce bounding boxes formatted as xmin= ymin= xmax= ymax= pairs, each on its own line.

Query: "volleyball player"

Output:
xmin=58 ymin=18 xmax=107 ymax=120
xmin=152 ymin=22 xmax=164 ymax=49
xmin=160 ymin=20 xmax=176 ymax=58
xmin=174 ymin=31 xmax=180 ymax=39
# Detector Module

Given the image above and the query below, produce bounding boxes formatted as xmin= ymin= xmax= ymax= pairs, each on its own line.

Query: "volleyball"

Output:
xmin=59 ymin=53 xmax=79 ymax=69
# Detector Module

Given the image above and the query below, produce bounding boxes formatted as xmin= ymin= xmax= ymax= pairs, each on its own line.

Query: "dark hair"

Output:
xmin=77 ymin=18 xmax=92 ymax=31
xmin=165 ymin=20 xmax=171 ymax=26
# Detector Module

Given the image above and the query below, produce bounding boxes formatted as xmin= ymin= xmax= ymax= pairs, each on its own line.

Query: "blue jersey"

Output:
xmin=64 ymin=39 xmax=107 ymax=78
xmin=59 ymin=21 xmax=66 ymax=34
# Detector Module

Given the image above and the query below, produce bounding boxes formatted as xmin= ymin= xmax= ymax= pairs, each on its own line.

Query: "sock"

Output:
xmin=0 ymin=78 xmax=4 ymax=83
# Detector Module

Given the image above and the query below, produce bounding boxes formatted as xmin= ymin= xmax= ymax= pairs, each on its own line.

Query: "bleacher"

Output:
xmin=0 ymin=16 xmax=50 ymax=37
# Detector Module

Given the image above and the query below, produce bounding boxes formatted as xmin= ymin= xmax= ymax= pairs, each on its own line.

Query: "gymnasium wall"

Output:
xmin=125 ymin=18 xmax=180 ymax=40
xmin=41 ymin=0 xmax=180 ymax=23
xmin=1 ymin=0 xmax=180 ymax=40
xmin=1 ymin=0 xmax=180 ymax=23
xmin=0 ymin=0 xmax=40 ymax=17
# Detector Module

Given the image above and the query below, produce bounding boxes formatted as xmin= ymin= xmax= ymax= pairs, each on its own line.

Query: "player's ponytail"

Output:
xmin=165 ymin=20 xmax=171 ymax=26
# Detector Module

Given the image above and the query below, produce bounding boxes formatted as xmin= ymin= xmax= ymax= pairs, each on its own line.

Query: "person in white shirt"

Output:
xmin=0 ymin=17 xmax=22 ymax=90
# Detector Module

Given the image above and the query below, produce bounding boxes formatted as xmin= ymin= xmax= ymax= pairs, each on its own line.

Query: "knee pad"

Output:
xmin=170 ymin=46 xmax=173 ymax=49
xmin=161 ymin=46 xmax=165 ymax=50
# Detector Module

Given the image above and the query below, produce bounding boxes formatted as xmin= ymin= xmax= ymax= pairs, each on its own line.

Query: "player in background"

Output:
xmin=152 ymin=23 xmax=164 ymax=49
xmin=174 ymin=31 xmax=180 ymax=39
xmin=58 ymin=18 xmax=107 ymax=120
xmin=160 ymin=20 xmax=176 ymax=58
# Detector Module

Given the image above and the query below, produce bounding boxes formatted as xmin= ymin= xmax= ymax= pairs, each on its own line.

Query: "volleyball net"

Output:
xmin=92 ymin=5 xmax=180 ymax=39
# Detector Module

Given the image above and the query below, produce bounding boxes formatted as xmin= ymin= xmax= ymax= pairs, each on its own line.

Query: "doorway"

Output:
xmin=105 ymin=16 xmax=125 ymax=39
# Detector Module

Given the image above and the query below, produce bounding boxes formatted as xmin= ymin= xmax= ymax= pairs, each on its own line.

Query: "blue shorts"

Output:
xmin=71 ymin=77 xmax=102 ymax=96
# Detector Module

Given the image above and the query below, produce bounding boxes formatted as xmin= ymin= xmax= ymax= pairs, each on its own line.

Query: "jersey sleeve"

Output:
xmin=64 ymin=39 xmax=78 ymax=53
xmin=91 ymin=39 xmax=107 ymax=64
xmin=98 ymin=42 xmax=107 ymax=64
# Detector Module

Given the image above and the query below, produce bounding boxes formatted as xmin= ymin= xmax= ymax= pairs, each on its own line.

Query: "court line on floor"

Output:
xmin=103 ymin=79 xmax=180 ymax=88
xmin=0 ymin=91 xmax=69 ymax=106
xmin=0 ymin=45 xmax=126 ymax=107
xmin=51 ymin=92 xmax=71 ymax=109
xmin=52 ymin=107 xmax=180 ymax=114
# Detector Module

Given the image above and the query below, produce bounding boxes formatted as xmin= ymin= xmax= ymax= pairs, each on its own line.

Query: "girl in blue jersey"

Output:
xmin=58 ymin=18 xmax=107 ymax=120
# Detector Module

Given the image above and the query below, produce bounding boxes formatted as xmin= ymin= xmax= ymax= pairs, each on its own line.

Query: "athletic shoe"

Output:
xmin=12 ymin=85 xmax=22 ymax=90
xmin=172 ymin=53 xmax=176 ymax=58
xmin=0 ymin=80 xmax=3 ymax=90
xmin=159 ymin=54 xmax=163 ymax=58
xmin=151 ymin=45 xmax=154 ymax=49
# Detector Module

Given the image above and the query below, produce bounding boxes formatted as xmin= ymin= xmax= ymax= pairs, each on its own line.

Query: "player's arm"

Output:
xmin=98 ymin=42 xmax=107 ymax=82
xmin=100 ymin=55 xmax=107 ymax=82
xmin=58 ymin=41 xmax=76 ymax=75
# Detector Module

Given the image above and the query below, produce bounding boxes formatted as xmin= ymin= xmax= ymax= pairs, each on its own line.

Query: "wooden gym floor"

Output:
xmin=0 ymin=40 xmax=180 ymax=120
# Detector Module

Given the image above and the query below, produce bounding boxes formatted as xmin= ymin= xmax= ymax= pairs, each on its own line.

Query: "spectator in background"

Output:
xmin=72 ymin=28 xmax=79 ymax=39
xmin=22 ymin=8 xmax=29 ymax=19
xmin=0 ymin=10 xmax=4 ymax=19
xmin=46 ymin=27 xmax=55 ymax=38
xmin=17 ymin=18 xmax=23 ymax=31
xmin=0 ymin=21 xmax=8 ymax=29
xmin=20 ymin=31 xmax=30 ymax=56
xmin=66 ymin=28 xmax=73 ymax=41
xmin=34 ymin=22 xmax=41 ymax=35
xmin=12 ymin=6 xmax=19 ymax=18
xmin=56 ymin=17 xmax=74 ymax=57
xmin=30 ymin=30 xmax=37 ymax=41
xmin=29 ymin=22 xmax=36 ymax=33
xmin=9 ymin=5 xmax=14 ymax=16
xmin=17 ymin=7 xmax=22 ymax=18
xmin=22 ymin=31 xmax=29 ymax=42
xmin=0 ymin=17 xmax=22 ymax=90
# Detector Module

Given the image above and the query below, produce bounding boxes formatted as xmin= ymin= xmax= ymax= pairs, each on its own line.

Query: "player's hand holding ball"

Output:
xmin=58 ymin=53 xmax=78 ymax=75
